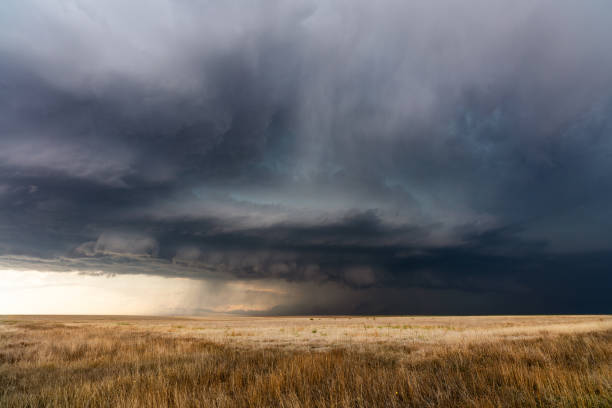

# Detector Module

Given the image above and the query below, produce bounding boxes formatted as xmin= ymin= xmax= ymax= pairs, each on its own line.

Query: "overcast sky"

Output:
xmin=1 ymin=0 xmax=611 ymax=314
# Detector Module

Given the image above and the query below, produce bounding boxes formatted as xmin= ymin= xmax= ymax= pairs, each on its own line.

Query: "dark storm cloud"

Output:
xmin=1 ymin=0 xmax=612 ymax=313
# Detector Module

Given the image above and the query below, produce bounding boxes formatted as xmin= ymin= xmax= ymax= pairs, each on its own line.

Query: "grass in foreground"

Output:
xmin=0 ymin=316 xmax=611 ymax=407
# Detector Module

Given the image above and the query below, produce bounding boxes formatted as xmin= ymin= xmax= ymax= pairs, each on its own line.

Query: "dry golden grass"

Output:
xmin=1 ymin=315 xmax=611 ymax=407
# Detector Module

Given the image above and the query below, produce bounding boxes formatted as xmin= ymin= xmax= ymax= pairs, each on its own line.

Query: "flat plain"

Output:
xmin=1 ymin=315 xmax=611 ymax=407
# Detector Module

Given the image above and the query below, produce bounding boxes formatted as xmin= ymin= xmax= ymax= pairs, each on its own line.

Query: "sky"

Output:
xmin=1 ymin=0 xmax=611 ymax=315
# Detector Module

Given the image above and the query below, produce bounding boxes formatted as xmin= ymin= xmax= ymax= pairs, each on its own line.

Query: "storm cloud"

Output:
xmin=1 ymin=0 xmax=612 ymax=314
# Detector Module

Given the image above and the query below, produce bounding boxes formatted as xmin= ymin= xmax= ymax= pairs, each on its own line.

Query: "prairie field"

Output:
xmin=1 ymin=315 xmax=611 ymax=407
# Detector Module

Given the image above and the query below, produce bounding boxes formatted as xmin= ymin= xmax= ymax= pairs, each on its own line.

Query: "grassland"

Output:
xmin=1 ymin=315 xmax=611 ymax=407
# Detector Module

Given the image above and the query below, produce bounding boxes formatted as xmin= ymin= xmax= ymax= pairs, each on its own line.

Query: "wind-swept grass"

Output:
xmin=1 ymin=315 xmax=610 ymax=407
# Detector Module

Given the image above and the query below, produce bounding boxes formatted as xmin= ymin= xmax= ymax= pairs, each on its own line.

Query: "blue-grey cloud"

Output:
xmin=1 ymin=0 xmax=612 ymax=314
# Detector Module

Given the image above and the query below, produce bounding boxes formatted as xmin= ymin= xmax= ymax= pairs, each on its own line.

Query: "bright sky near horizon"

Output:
xmin=0 ymin=269 xmax=197 ymax=315
xmin=0 ymin=269 xmax=290 ymax=315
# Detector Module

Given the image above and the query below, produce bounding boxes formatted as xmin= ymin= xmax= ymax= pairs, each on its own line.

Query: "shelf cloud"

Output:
xmin=1 ymin=0 xmax=611 ymax=314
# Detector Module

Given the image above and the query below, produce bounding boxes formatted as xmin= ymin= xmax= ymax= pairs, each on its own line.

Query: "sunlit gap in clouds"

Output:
xmin=0 ymin=269 xmax=285 ymax=315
